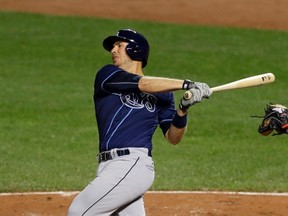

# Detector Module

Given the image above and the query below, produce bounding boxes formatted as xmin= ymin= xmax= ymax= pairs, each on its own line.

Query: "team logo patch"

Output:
xmin=120 ymin=93 xmax=157 ymax=112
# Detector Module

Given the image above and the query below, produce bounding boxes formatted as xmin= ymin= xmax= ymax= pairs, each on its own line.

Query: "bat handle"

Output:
xmin=184 ymin=88 xmax=214 ymax=100
xmin=184 ymin=90 xmax=192 ymax=100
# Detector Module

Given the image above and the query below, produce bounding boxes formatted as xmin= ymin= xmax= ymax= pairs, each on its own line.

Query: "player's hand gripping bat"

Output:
xmin=184 ymin=73 xmax=275 ymax=100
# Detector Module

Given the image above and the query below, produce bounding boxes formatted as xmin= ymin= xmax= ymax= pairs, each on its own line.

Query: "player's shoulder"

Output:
xmin=96 ymin=64 xmax=122 ymax=79
xmin=98 ymin=64 xmax=121 ymax=73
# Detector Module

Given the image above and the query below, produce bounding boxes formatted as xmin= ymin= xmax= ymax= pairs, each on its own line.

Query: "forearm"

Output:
xmin=165 ymin=109 xmax=188 ymax=145
xmin=138 ymin=76 xmax=185 ymax=93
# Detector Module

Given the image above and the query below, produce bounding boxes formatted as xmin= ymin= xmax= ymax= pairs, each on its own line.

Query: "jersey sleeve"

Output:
xmin=94 ymin=64 xmax=142 ymax=97
xmin=157 ymin=92 xmax=176 ymax=136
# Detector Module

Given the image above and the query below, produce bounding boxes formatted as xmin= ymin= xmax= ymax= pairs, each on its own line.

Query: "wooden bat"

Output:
xmin=184 ymin=73 xmax=275 ymax=100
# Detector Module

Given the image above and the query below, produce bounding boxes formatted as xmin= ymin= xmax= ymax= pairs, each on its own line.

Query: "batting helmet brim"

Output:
xmin=103 ymin=36 xmax=130 ymax=52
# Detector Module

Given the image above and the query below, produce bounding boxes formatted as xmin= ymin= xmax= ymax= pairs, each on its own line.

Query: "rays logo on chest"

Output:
xmin=120 ymin=93 xmax=157 ymax=112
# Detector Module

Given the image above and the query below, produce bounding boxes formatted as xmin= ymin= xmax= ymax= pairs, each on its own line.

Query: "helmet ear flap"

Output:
xmin=126 ymin=43 xmax=144 ymax=61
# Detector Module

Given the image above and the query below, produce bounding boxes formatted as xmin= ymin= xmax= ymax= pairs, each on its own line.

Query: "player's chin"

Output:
xmin=112 ymin=58 xmax=120 ymax=66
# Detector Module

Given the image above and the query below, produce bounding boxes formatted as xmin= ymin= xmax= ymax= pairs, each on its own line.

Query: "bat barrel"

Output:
xmin=183 ymin=72 xmax=275 ymax=100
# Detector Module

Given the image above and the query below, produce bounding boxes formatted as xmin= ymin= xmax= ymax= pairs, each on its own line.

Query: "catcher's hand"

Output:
xmin=257 ymin=103 xmax=288 ymax=136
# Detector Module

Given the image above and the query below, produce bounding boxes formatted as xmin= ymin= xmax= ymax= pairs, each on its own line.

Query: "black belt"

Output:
xmin=98 ymin=149 xmax=130 ymax=163
xmin=98 ymin=149 xmax=152 ymax=163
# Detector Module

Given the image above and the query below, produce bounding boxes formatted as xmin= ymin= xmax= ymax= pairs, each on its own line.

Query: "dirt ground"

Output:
xmin=1 ymin=191 xmax=288 ymax=216
xmin=1 ymin=0 xmax=288 ymax=30
xmin=1 ymin=0 xmax=288 ymax=215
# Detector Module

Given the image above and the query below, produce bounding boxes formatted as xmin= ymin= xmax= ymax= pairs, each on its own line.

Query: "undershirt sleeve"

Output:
xmin=94 ymin=65 xmax=142 ymax=96
xmin=103 ymin=70 xmax=142 ymax=93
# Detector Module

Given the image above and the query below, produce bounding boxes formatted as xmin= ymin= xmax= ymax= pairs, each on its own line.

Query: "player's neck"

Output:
xmin=120 ymin=62 xmax=144 ymax=75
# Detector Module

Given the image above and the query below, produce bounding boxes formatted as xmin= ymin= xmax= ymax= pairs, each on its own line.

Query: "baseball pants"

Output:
xmin=67 ymin=148 xmax=155 ymax=216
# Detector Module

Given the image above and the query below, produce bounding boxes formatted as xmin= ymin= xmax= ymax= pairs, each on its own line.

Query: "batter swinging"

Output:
xmin=67 ymin=28 xmax=212 ymax=216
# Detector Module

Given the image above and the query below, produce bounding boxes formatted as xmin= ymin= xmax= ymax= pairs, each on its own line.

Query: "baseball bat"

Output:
xmin=184 ymin=72 xmax=275 ymax=100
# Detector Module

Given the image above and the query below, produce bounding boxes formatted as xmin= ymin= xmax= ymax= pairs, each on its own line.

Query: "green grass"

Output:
xmin=0 ymin=12 xmax=288 ymax=193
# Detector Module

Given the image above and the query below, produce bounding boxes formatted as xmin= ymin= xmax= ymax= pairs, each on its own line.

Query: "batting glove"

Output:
xmin=179 ymin=83 xmax=212 ymax=112
xmin=192 ymin=82 xmax=212 ymax=98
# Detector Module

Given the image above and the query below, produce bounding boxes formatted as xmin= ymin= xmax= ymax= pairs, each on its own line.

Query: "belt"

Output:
xmin=98 ymin=148 xmax=152 ymax=163
xmin=98 ymin=149 xmax=130 ymax=163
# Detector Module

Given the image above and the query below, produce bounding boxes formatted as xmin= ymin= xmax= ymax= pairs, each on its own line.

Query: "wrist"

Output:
xmin=177 ymin=107 xmax=187 ymax=116
xmin=182 ymin=79 xmax=194 ymax=90
xmin=172 ymin=111 xmax=187 ymax=128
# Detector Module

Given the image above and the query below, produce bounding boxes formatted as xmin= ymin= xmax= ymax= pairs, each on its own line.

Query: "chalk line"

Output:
xmin=1 ymin=191 xmax=288 ymax=197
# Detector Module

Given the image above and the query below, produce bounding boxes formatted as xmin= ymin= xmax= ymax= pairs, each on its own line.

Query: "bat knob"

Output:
xmin=184 ymin=91 xmax=192 ymax=100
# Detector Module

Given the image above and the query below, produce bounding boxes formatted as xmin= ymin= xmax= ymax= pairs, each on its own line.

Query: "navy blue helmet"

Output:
xmin=103 ymin=29 xmax=150 ymax=68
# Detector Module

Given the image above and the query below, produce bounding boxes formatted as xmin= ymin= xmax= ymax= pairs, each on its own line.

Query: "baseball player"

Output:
xmin=67 ymin=28 xmax=212 ymax=216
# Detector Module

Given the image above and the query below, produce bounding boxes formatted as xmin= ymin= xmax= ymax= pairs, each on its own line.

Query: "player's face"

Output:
xmin=111 ymin=41 xmax=133 ymax=67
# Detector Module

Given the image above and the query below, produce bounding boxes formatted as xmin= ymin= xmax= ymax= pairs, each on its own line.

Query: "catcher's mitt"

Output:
xmin=256 ymin=103 xmax=288 ymax=136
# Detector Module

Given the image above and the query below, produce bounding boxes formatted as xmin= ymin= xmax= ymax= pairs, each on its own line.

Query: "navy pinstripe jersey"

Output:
xmin=94 ymin=64 xmax=176 ymax=153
